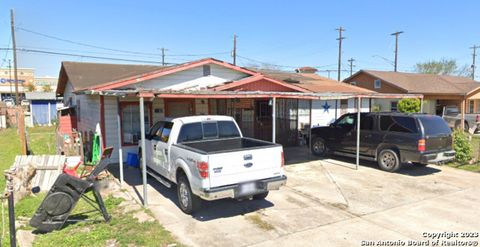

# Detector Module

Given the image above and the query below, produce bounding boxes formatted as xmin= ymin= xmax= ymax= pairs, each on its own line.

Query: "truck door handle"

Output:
xmin=164 ymin=149 xmax=168 ymax=156
xmin=153 ymin=144 xmax=156 ymax=150
xmin=244 ymin=163 xmax=253 ymax=168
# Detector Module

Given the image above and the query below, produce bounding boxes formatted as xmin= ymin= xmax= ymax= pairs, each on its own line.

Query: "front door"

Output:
xmin=254 ymin=100 xmax=272 ymax=142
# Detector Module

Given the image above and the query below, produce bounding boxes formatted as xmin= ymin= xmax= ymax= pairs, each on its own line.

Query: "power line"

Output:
xmin=0 ymin=47 xmax=169 ymax=64
xmin=237 ymin=55 xmax=338 ymax=70
xmin=0 ymin=35 xmax=11 ymax=68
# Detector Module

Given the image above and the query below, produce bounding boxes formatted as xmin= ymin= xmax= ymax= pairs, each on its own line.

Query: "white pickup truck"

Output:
xmin=141 ymin=115 xmax=287 ymax=214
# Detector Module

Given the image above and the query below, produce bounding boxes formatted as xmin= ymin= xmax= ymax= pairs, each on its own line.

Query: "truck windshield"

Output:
xmin=418 ymin=116 xmax=452 ymax=136
xmin=177 ymin=121 xmax=241 ymax=143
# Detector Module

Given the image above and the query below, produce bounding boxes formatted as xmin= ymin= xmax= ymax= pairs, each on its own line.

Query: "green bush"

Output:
xmin=398 ymin=98 xmax=421 ymax=113
xmin=453 ymin=129 xmax=473 ymax=164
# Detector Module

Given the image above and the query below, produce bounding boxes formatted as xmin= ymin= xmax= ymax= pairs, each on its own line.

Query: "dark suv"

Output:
xmin=310 ymin=112 xmax=455 ymax=172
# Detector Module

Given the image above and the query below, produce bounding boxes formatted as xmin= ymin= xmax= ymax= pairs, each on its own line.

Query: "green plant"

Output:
xmin=453 ymin=129 xmax=473 ymax=164
xmin=42 ymin=84 xmax=53 ymax=92
xmin=397 ymin=98 xmax=421 ymax=113
xmin=371 ymin=104 xmax=381 ymax=112
xmin=25 ymin=83 xmax=36 ymax=92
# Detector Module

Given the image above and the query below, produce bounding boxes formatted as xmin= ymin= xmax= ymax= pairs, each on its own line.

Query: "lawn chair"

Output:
xmin=30 ymin=147 xmax=114 ymax=232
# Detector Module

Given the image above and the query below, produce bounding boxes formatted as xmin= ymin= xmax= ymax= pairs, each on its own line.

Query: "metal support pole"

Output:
xmin=461 ymin=98 xmax=466 ymax=131
xmin=272 ymin=97 xmax=276 ymax=143
xmin=116 ymin=97 xmax=124 ymax=185
xmin=420 ymin=97 xmax=424 ymax=113
xmin=309 ymin=99 xmax=312 ymax=151
xmin=139 ymin=97 xmax=148 ymax=207
xmin=356 ymin=97 xmax=361 ymax=170
xmin=6 ymin=174 xmax=16 ymax=247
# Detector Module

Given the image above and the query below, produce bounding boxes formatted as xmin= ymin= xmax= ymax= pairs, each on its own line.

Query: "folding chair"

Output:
xmin=30 ymin=147 xmax=114 ymax=232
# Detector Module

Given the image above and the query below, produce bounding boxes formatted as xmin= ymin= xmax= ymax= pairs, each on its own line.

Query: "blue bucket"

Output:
xmin=126 ymin=153 xmax=140 ymax=168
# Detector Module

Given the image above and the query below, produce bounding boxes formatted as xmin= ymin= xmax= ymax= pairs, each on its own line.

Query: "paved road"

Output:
xmin=112 ymin=149 xmax=480 ymax=246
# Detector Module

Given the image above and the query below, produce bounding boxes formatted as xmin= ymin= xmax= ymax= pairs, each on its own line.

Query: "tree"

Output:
xmin=397 ymin=98 xmax=420 ymax=113
xmin=414 ymin=58 xmax=471 ymax=77
xmin=42 ymin=84 xmax=52 ymax=92
xmin=25 ymin=83 xmax=36 ymax=92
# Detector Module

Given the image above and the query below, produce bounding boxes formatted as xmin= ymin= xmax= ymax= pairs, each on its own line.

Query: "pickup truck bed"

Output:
xmin=179 ymin=137 xmax=279 ymax=154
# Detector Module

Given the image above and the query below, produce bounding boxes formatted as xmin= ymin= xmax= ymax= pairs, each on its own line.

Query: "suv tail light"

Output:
xmin=281 ymin=151 xmax=285 ymax=167
xmin=197 ymin=161 xmax=209 ymax=179
xmin=418 ymin=139 xmax=426 ymax=152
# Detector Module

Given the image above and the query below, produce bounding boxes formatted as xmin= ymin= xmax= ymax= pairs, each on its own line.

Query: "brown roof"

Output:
xmin=347 ymin=70 xmax=480 ymax=95
xmin=56 ymin=61 xmax=164 ymax=95
xmin=250 ymin=68 xmax=374 ymax=94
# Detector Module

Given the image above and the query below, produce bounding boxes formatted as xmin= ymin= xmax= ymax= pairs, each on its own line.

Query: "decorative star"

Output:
xmin=322 ymin=101 xmax=330 ymax=113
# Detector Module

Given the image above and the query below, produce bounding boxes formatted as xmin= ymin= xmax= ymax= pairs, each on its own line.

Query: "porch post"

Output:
xmin=309 ymin=99 xmax=312 ymax=151
xmin=356 ymin=97 xmax=361 ymax=170
xmin=116 ymin=97 xmax=124 ymax=185
xmin=272 ymin=97 xmax=276 ymax=143
xmin=139 ymin=97 xmax=148 ymax=207
xmin=420 ymin=97 xmax=424 ymax=113
xmin=48 ymin=101 xmax=52 ymax=126
xmin=461 ymin=98 xmax=465 ymax=130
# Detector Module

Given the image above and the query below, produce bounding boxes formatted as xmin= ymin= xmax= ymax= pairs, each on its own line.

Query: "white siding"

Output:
xmin=312 ymin=98 xmax=370 ymax=127
xmin=76 ymin=94 xmax=100 ymax=134
xmin=122 ymin=64 xmax=249 ymax=91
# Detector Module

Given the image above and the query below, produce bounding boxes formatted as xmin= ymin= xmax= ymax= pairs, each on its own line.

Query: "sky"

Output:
xmin=0 ymin=0 xmax=479 ymax=80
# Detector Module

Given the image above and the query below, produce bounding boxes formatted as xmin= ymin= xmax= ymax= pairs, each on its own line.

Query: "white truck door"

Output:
xmin=151 ymin=122 xmax=174 ymax=176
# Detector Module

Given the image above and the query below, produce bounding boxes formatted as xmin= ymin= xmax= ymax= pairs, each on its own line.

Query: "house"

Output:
xmin=25 ymin=92 xmax=59 ymax=126
xmin=56 ymin=58 xmax=378 ymax=163
xmin=344 ymin=70 xmax=480 ymax=115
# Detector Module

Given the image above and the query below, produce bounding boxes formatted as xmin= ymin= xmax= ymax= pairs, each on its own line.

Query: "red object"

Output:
xmin=418 ymin=139 xmax=426 ymax=152
xmin=197 ymin=161 xmax=209 ymax=179
xmin=58 ymin=115 xmax=77 ymax=135
xmin=281 ymin=151 xmax=285 ymax=167
xmin=63 ymin=161 xmax=83 ymax=177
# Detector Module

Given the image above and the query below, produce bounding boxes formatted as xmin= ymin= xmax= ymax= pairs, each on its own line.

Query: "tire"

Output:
xmin=177 ymin=175 xmax=201 ymax=214
xmin=377 ymin=149 xmax=402 ymax=172
xmin=311 ymin=137 xmax=328 ymax=157
xmin=252 ymin=192 xmax=269 ymax=200
xmin=455 ymin=120 xmax=469 ymax=132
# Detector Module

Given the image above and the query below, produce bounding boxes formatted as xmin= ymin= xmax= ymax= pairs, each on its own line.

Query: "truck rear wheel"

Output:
xmin=253 ymin=192 xmax=269 ymax=200
xmin=377 ymin=149 xmax=401 ymax=172
xmin=177 ymin=175 xmax=201 ymax=214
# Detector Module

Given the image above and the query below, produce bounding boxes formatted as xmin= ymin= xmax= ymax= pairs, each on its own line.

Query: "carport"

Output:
xmin=78 ymin=89 xmax=422 ymax=207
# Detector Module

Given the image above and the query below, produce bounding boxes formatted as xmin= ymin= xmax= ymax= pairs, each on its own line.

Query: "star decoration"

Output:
xmin=322 ymin=101 xmax=331 ymax=113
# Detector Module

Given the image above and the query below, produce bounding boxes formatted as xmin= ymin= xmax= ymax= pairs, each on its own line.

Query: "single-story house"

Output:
xmin=343 ymin=70 xmax=480 ymax=115
xmin=25 ymin=92 xmax=59 ymax=126
xmin=56 ymin=58 xmax=412 ymax=163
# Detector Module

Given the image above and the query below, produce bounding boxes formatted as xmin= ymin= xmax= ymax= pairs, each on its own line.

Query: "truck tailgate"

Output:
xmin=207 ymin=146 xmax=283 ymax=188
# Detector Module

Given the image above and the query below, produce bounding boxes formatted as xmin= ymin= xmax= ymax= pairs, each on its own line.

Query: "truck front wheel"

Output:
xmin=177 ymin=175 xmax=201 ymax=214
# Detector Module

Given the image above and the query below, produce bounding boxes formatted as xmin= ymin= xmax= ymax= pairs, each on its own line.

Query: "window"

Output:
xmin=390 ymin=101 xmax=398 ymax=112
xmin=150 ymin=121 xmax=165 ymax=139
xmin=374 ymin=79 xmax=381 ymax=89
xmin=178 ymin=123 xmax=203 ymax=143
xmin=418 ymin=116 xmax=451 ymax=136
xmin=121 ymin=103 xmax=151 ymax=145
xmin=336 ymin=114 xmax=356 ymax=131
xmin=159 ymin=122 xmax=173 ymax=142
xmin=380 ymin=116 xmax=418 ymax=133
xmin=360 ymin=115 xmax=374 ymax=130
xmin=218 ymin=121 xmax=241 ymax=138
xmin=203 ymin=122 xmax=218 ymax=139
xmin=203 ymin=65 xmax=211 ymax=76
xmin=469 ymin=100 xmax=474 ymax=113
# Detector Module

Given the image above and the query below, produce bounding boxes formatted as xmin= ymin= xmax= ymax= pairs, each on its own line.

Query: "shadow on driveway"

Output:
xmin=108 ymin=166 xmax=274 ymax=222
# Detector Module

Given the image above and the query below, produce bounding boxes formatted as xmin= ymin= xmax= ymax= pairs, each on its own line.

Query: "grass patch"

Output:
xmin=245 ymin=213 xmax=274 ymax=231
xmin=27 ymin=126 xmax=56 ymax=155
xmin=445 ymin=162 xmax=480 ymax=173
xmin=447 ymin=136 xmax=480 ymax=173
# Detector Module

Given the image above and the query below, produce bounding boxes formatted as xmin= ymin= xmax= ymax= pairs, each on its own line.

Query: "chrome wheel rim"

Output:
xmin=381 ymin=152 xmax=396 ymax=168
xmin=179 ymin=183 xmax=189 ymax=207
xmin=313 ymin=140 xmax=325 ymax=154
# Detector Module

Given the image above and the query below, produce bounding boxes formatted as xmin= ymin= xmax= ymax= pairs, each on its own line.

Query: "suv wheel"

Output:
xmin=377 ymin=149 xmax=401 ymax=172
xmin=177 ymin=175 xmax=201 ymax=214
xmin=311 ymin=137 xmax=328 ymax=157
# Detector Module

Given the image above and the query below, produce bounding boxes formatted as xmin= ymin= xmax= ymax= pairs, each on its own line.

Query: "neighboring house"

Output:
xmin=25 ymin=92 xmax=59 ymax=126
xmin=56 ymin=58 xmax=373 ymax=163
xmin=344 ymin=70 xmax=480 ymax=115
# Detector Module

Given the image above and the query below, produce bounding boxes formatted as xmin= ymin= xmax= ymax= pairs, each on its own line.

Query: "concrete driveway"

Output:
xmin=111 ymin=147 xmax=480 ymax=246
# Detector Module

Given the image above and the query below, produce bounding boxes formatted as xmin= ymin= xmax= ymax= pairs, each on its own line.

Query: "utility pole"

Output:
xmin=471 ymin=45 xmax=479 ymax=80
xmin=348 ymin=58 xmax=355 ymax=76
xmin=11 ymin=9 xmax=20 ymax=105
xmin=233 ymin=34 xmax=237 ymax=65
xmin=391 ymin=31 xmax=403 ymax=72
xmin=336 ymin=26 xmax=346 ymax=81
xmin=160 ymin=48 xmax=168 ymax=66
xmin=8 ymin=59 xmax=12 ymax=95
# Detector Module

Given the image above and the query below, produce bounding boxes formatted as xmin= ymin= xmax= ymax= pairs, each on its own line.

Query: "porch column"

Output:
xmin=116 ymin=97 xmax=124 ymax=185
xmin=461 ymin=98 xmax=465 ymax=130
xmin=420 ymin=97 xmax=424 ymax=113
xmin=356 ymin=97 xmax=361 ymax=170
xmin=48 ymin=101 xmax=52 ymax=126
xmin=139 ymin=97 xmax=148 ymax=207
xmin=271 ymin=97 xmax=276 ymax=143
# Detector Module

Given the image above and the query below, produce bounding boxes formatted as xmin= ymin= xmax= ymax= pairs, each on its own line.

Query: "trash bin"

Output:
xmin=126 ymin=153 xmax=140 ymax=168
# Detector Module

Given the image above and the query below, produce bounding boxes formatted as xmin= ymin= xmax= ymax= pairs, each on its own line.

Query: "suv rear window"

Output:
xmin=380 ymin=116 xmax=418 ymax=133
xmin=417 ymin=116 xmax=451 ymax=136
xmin=177 ymin=121 xmax=241 ymax=143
